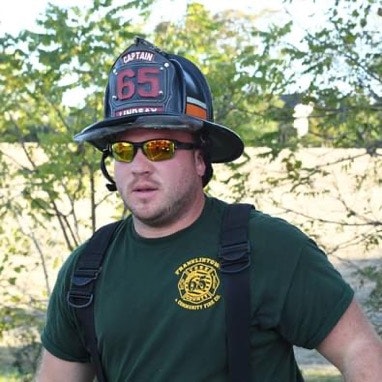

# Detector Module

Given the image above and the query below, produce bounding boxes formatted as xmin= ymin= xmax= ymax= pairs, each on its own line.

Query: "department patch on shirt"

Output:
xmin=175 ymin=257 xmax=221 ymax=310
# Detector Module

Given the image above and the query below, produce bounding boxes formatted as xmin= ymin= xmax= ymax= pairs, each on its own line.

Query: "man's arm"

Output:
xmin=317 ymin=297 xmax=382 ymax=381
xmin=36 ymin=349 xmax=96 ymax=382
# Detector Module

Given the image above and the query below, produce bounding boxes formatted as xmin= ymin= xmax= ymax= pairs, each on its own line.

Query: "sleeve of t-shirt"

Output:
xmin=278 ymin=238 xmax=354 ymax=349
xmin=40 ymin=244 xmax=91 ymax=362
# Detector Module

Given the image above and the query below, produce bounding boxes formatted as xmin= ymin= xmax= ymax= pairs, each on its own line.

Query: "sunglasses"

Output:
xmin=108 ymin=139 xmax=199 ymax=163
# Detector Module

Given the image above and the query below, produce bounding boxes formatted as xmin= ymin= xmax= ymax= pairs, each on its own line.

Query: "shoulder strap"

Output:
xmin=218 ymin=203 xmax=253 ymax=382
xmin=67 ymin=220 xmax=123 ymax=382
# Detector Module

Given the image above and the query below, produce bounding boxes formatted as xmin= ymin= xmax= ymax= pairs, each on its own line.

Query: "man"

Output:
xmin=37 ymin=37 xmax=382 ymax=381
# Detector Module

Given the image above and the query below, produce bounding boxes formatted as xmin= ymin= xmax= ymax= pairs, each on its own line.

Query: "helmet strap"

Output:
xmin=198 ymin=132 xmax=213 ymax=187
xmin=100 ymin=151 xmax=117 ymax=192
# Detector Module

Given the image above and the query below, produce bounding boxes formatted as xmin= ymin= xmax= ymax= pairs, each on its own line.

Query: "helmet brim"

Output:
xmin=73 ymin=113 xmax=244 ymax=163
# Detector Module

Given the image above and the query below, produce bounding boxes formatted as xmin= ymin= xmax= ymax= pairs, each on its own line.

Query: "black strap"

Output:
xmin=219 ymin=203 xmax=253 ymax=382
xmin=67 ymin=220 xmax=122 ymax=382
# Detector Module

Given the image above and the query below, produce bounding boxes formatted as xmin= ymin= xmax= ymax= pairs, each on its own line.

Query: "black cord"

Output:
xmin=100 ymin=150 xmax=117 ymax=191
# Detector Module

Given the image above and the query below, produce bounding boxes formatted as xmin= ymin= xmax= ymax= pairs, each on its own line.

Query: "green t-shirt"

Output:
xmin=41 ymin=196 xmax=353 ymax=381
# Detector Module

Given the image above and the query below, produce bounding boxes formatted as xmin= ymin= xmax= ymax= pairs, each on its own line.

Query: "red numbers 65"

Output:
xmin=116 ymin=67 xmax=161 ymax=100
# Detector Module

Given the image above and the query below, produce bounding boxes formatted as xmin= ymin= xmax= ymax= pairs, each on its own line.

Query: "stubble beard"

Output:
xmin=126 ymin=179 xmax=201 ymax=229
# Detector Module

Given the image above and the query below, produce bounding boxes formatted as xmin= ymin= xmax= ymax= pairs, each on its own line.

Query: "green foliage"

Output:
xmin=154 ymin=3 xmax=292 ymax=147
xmin=280 ymin=0 xmax=381 ymax=149
xmin=0 ymin=0 xmax=154 ymax=376
xmin=358 ymin=265 xmax=382 ymax=334
xmin=0 ymin=306 xmax=42 ymax=380
xmin=0 ymin=0 xmax=155 ymax=244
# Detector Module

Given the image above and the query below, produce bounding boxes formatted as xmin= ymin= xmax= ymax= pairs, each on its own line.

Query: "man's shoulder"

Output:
xmin=59 ymin=219 xmax=126 ymax=275
xmin=250 ymin=209 xmax=307 ymax=241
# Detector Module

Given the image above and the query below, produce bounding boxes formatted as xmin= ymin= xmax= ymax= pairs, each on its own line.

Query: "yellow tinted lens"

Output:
xmin=111 ymin=142 xmax=134 ymax=162
xmin=144 ymin=140 xmax=174 ymax=161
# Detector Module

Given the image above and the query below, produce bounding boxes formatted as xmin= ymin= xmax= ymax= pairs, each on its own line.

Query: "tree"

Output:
xmin=154 ymin=3 xmax=294 ymax=146
xmin=251 ymin=0 xmax=382 ymax=330
xmin=0 ymin=0 xmax=154 ymax=376
xmin=280 ymin=0 xmax=381 ymax=148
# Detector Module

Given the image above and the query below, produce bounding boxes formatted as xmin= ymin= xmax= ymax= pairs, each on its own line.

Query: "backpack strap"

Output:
xmin=218 ymin=203 xmax=253 ymax=382
xmin=67 ymin=220 xmax=123 ymax=382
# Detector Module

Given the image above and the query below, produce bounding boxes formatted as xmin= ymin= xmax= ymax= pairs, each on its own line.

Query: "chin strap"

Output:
xmin=101 ymin=150 xmax=117 ymax=192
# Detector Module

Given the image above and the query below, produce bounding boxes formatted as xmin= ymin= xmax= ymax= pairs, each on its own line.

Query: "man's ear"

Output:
xmin=194 ymin=150 xmax=206 ymax=178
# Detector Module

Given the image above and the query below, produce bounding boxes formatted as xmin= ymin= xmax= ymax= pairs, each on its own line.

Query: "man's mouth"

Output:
xmin=132 ymin=183 xmax=158 ymax=193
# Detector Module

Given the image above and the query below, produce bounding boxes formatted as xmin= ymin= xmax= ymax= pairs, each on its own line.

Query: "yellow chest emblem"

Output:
xmin=175 ymin=257 xmax=221 ymax=310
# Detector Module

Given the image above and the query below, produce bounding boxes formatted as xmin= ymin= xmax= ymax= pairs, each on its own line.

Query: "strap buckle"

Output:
xmin=218 ymin=241 xmax=251 ymax=274
xmin=71 ymin=268 xmax=102 ymax=287
xmin=67 ymin=267 xmax=102 ymax=308
xmin=66 ymin=291 xmax=94 ymax=308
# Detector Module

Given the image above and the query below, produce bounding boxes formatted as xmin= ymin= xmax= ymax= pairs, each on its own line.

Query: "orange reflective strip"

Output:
xmin=186 ymin=103 xmax=207 ymax=119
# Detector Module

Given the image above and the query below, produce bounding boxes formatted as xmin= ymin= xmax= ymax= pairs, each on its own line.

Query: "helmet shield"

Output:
xmin=74 ymin=37 xmax=244 ymax=163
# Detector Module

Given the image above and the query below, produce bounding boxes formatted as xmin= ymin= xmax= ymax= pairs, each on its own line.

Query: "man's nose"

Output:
xmin=130 ymin=148 xmax=154 ymax=173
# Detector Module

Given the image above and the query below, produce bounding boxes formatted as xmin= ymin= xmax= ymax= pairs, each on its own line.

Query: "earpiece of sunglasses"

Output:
xmin=107 ymin=139 xmax=199 ymax=163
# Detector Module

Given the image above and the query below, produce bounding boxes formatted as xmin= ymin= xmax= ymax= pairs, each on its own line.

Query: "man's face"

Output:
xmin=113 ymin=128 xmax=206 ymax=234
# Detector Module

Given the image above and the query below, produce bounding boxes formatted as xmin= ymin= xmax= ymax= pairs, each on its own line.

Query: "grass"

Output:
xmin=303 ymin=368 xmax=342 ymax=381
xmin=0 ymin=372 xmax=25 ymax=382
xmin=0 ymin=377 xmax=20 ymax=382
